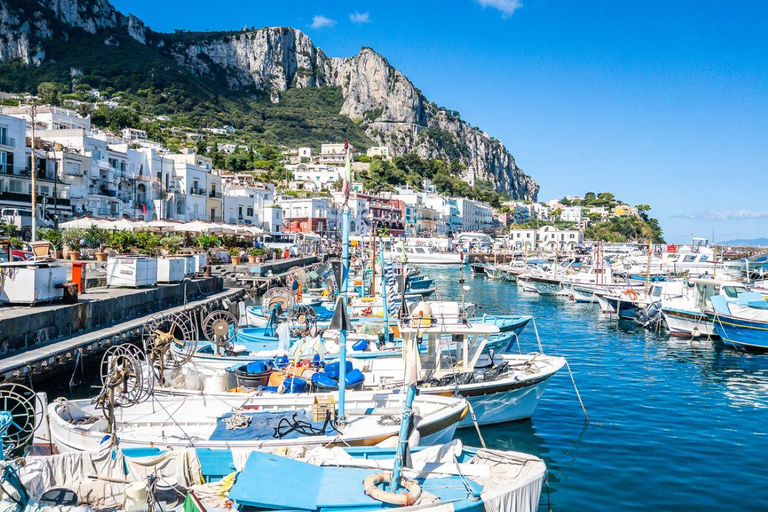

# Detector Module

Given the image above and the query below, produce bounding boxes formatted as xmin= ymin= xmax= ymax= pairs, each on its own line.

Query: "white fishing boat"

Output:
xmin=385 ymin=244 xmax=461 ymax=265
xmin=661 ymin=278 xmax=749 ymax=337
xmin=159 ymin=315 xmax=563 ymax=428
xmin=46 ymin=390 xmax=468 ymax=453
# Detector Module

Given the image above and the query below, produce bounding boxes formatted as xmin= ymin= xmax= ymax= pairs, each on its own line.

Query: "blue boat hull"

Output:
xmin=711 ymin=314 xmax=768 ymax=351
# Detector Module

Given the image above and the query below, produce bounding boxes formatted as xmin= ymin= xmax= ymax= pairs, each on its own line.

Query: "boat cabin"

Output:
xmin=400 ymin=323 xmax=500 ymax=381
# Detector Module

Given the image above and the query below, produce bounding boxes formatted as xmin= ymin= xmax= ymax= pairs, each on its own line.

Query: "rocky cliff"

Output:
xmin=0 ymin=0 xmax=538 ymax=200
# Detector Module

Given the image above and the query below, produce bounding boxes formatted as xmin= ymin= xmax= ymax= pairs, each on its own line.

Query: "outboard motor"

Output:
xmin=635 ymin=300 xmax=663 ymax=328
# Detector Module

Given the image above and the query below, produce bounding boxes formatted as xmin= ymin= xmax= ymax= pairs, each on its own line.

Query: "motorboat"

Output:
xmin=386 ymin=245 xmax=461 ymax=265
xmin=710 ymin=292 xmax=768 ymax=350
xmin=661 ymin=278 xmax=749 ymax=337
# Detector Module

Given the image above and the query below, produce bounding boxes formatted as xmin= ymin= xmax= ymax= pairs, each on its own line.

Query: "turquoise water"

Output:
xmin=424 ymin=266 xmax=768 ymax=510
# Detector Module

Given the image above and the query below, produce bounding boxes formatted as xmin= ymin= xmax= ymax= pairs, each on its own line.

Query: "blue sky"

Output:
xmin=112 ymin=0 xmax=768 ymax=243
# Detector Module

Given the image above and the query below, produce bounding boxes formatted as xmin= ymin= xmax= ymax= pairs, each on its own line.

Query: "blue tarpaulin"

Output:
xmin=208 ymin=410 xmax=335 ymax=441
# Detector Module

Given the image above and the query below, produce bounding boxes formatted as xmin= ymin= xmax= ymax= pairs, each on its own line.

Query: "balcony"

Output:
xmin=190 ymin=187 xmax=205 ymax=196
xmin=0 ymin=136 xmax=16 ymax=148
xmin=209 ymin=191 xmax=222 ymax=198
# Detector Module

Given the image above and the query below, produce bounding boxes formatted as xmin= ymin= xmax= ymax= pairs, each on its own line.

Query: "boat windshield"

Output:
xmin=723 ymin=286 xmax=749 ymax=298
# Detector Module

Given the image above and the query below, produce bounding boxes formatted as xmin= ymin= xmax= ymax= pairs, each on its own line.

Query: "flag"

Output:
xmin=183 ymin=492 xmax=207 ymax=512
xmin=341 ymin=141 xmax=351 ymax=200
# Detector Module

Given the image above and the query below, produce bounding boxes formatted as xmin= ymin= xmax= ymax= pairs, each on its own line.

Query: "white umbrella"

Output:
xmin=174 ymin=220 xmax=222 ymax=233
xmin=146 ymin=220 xmax=180 ymax=232
xmin=101 ymin=218 xmax=148 ymax=231
xmin=60 ymin=216 xmax=105 ymax=229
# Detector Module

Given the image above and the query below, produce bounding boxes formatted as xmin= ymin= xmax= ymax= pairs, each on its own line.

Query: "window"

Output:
xmin=683 ymin=255 xmax=696 ymax=262
xmin=723 ymin=286 xmax=748 ymax=298
xmin=246 ymin=207 xmax=253 ymax=217
xmin=8 ymin=179 xmax=23 ymax=193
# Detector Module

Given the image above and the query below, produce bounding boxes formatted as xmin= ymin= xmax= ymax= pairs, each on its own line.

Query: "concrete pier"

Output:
xmin=0 ymin=277 xmax=247 ymax=382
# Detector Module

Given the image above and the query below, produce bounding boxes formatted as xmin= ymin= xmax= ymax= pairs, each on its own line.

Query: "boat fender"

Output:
xmin=274 ymin=355 xmax=290 ymax=369
xmin=363 ymin=472 xmax=422 ymax=506
xmin=278 ymin=376 xmax=307 ymax=394
xmin=325 ymin=361 xmax=354 ymax=380
xmin=344 ymin=369 xmax=365 ymax=387
xmin=311 ymin=372 xmax=338 ymax=389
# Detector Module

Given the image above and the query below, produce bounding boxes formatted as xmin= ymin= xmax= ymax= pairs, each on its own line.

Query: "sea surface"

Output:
xmin=42 ymin=265 xmax=768 ymax=510
xmin=422 ymin=265 xmax=768 ymax=511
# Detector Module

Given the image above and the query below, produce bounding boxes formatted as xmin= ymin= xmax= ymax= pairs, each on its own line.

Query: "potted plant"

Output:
xmin=197 ymin=233 xmax=219 ymax=252
xmin=39 ymin=228 xmax=63 ymax=258
xmin=62 ymin=228 xmax=86 ymax=260
xmin=108 ymin=231 xmax=138 ymax=255
xmin=8 ymin=237 xmax=23 ymax=250
xmin=247 ymin=248 xmax=259 ymax=264
xmin=230 ymin=248 xmax=241 ymax=265
xmin=136 ymin=232 xmax=162 ymax=256
xmin=160 ymin=234 xmax=184 ymax=256
xmin=274 ymin=247 xmax=282 ymax=260
xmin=84 ymin=227 xmax=110 ymax=261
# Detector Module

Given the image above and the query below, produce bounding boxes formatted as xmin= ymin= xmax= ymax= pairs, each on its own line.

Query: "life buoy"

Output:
xmin=363 ymin=471 xmax=422 ymax=506
xmin=623 ymin=288 xmax=639 ymax=300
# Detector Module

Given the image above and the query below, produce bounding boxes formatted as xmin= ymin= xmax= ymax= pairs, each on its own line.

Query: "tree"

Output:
xmin=37 ymin=82 xmax=62 ymax=106
xmin=597 ymin=192 xmax=615 ymax=202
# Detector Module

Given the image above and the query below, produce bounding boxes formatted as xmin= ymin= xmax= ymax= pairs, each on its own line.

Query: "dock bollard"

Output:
xmin=204 ymin=265 xmax=211 ymax=278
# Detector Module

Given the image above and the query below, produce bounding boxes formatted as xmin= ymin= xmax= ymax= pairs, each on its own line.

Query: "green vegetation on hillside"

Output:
xmin=0 ymin=23 xmax=372 ymax=149
xmin=359 ymin=154 xmax=508 ymax=206
xmin=586 ymin=216 xmax=664 ymax=244
xmin=565 ymin=192 xmax=665 ymax=243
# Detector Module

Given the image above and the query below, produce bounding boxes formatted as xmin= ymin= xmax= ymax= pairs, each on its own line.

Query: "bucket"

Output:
xmin=124 ymin=482 xmax=148 ymax=512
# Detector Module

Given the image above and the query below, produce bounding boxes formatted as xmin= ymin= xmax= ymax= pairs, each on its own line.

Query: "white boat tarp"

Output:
xmin=13 ymin=447 xmax=203 ymax=509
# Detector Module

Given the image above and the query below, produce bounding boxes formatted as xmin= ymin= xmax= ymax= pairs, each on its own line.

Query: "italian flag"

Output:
xmin=183 ymin=491 xmax=207 ymax=512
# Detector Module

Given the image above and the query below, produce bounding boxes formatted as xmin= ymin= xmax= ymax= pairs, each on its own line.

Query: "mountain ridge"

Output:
xmin=0 ymin=0 xmax=539 ymax=200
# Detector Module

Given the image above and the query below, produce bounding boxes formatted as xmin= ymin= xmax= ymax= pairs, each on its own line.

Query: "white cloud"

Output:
xmin=476 ymin=0 xmax=522 ymax=18
xmin=310 ymin=15 xmax=337 ymax=29
xmin=349 ymin=11 xmax=371 ymax=24
xmin=675 ymin=210 xmax=768 ymax=221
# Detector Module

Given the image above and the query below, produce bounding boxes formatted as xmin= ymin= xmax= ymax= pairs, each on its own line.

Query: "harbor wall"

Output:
xmin=0 ymin=277 xmax=223 ymax=356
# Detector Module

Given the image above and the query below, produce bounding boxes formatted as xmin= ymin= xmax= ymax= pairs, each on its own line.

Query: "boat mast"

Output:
xmin=337 ymin=142 xmax=352 ymax=423
xmin=644 ymin=239 xmax=652 ymax=297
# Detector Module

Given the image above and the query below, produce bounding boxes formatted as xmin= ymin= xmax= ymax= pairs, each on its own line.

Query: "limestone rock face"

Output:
xmin=169 ymin=27 xmax=332 ymax=91
xmin=169 ymin=31 xmax=539 ymax=199
xmin=0 ymin=0 xmax=146 ymax=64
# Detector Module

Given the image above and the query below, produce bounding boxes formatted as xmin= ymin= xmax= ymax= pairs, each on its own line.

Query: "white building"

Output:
xmin=318 ymin=143 xmax=351 ymax=164
xmin=0 ymin=114 xmax=72 ymax=227
xmin=366 ymin=146 xmax=391 ymax=160
xmin=531 ymin=203 xmax=551 ymax=221
xmin=422 ymin=195 xmax=462 ymax=235
xmin=456 ymin=198 xmax=493 ymax=232
xmin=298 ymin=147 xmax=313 ymax=160
xmin=121 ymin=128 xmax=147 ymax=141
xmin=3 ymin=105 xmax=90 ymax=132
xmin=220 ymin=176 xmax=274 ymax=227
xmin=560 ymin=206 xmax=583 ymax=223
xmin=507 ymin=225 xmax=583 ymax=251
xmin=281 ymin=197 xmax=338 ymax=236
xmin=286 ymin=163 xmax=342 ymax=191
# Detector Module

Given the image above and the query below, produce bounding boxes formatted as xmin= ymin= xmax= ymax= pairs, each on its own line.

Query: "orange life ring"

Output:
xmin=363 ymin=472 xmax=422 ymax=506
xmin=623 ymin=288 xmax=639 ymax=300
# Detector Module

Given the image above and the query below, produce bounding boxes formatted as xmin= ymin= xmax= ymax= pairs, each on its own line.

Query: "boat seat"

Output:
xmin=229 ymin=450 xmax=378 ymax=510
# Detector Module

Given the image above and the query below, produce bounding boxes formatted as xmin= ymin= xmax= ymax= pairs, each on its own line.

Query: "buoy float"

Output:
xmin=363 ymin=472 xmax=422 ymax=506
